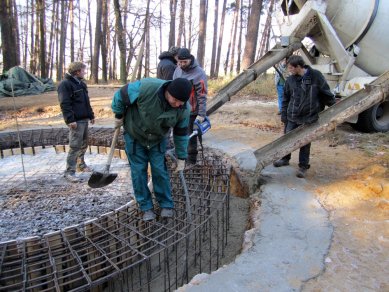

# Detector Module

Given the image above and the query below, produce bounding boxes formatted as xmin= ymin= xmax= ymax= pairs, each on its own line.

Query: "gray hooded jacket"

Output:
xmin=173 ymin=56 xmax=207 ymax=117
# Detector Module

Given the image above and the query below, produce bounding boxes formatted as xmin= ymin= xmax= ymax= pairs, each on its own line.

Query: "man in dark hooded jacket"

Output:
xmin=157 ymin=46 xmax=179 ymax=80
xmin=273 ymin=55 xmax=336 ymax=178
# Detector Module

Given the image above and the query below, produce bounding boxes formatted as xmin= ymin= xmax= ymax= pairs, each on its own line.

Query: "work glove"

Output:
xmin=115 ymin=118 xmax=124 ymax=128
xmin=174 ymin=159 xmax=186 ymax=173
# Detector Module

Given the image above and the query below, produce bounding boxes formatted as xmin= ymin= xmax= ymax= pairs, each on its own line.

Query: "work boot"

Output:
xmin=161 ymin=208 xmax=174 ymax=218
xmin=64 ymin=172 xmax=81 ymax=183
xmin=77 ymin=165 xmax=93 ymax=172
xmin=273 ymin=158 xmax=290 ymax=167
xmin=143 ymin=210 xmax=156 ymax=221
xmin=296 ymin=167 xmax=307 ymax=178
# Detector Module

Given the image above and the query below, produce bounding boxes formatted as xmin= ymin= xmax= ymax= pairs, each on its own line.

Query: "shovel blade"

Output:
xmin=88 ymin=171 xmax=118 ymax=188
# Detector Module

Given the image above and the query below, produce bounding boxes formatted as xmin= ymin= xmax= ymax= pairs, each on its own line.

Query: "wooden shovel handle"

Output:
xmin=104 ymin=127 xmax=120 ymax=173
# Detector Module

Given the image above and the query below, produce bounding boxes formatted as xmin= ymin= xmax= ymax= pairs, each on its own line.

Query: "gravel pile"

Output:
xmin=0 ymin=148 xmax=133 ymax=242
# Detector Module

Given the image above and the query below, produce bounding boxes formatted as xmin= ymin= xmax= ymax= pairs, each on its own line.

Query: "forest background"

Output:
xmin=0 ymin=0 xmax=284 ymax=84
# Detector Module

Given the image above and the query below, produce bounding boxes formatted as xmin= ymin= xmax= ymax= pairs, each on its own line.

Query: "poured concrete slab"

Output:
xmin=182 ymin=137 xmax=333 ymax=291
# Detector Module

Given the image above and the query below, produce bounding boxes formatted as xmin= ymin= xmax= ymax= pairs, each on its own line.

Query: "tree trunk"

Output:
xmin=0 ymin=0 xmax=20 ymax=71
xmin=37 ymin=0 xmax=46 ymax=78
xmin=177 ymin=0 xmax=185 ymax=47
xmin=92 ymin=0 xmax=103 ymax=84
xmin=224 ymin=8 xmax=235 ymax=75
xmin=69 ymin=0 xmax=74 ymax=62
xmin=215 ymin=0 xmax=227 ymax=77
xmin=188 ymin=0 xmax=193 ymax=51
xmin=101 ymin=0 xmax=108 ymax=82
xmin=30 ymin=0 xmax=36 ymax=73
xmin=242 ymin=0 xmax=263 ymax=69
xmin=144 ymin=0 xmax=151 ymax=77
xmin=88 ymin=0 xmax=93 ymax=75
xmin=57 ymin=0 xmax=68 ymax=81
xmin=23 ymin=0 xmax=29 ymax=68
xmin=258 ymin=0 xmax=274 ymax=58
xmin=159 ymin=0 xmax=163 ymax=52
xmin=169 ymin=0 xmax=177 ymax=48
xmin=54 ymin=1 xmax=60 ymax=79
xmin=113 ymin=0 xmax=128 ymax=83
xmin=197 ymin=0 xmax=208 ymax=68
xmin=13 ymin=0 xmax=20 ymax=66
xmin=79 ymin=2 xmax=88 ymax=61
xmin=229 ymin=0 xmax=240 ymax=74
xmin=34 ymin=1 xmax=40 ymax=75
xmin=210 ymin=0 xmax=219 ymax=78
xmin=236 ymin=3 xmax=244 ymax=74
xmin=48 ymin=0 xmax=57 ymax=78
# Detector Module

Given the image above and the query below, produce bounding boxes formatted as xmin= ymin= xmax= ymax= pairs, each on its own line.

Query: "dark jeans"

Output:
xmin=124 ymin=133 xmax=173 ymax=212
xmin=66 ymin=120 xmax=89 ymax=174
xmin=282 ymin=121 xmax=311 ymax=169
xmin=187 ymin=114 xmax=198 ymax=164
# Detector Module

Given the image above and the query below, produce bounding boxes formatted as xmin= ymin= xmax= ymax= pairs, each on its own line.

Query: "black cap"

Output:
xmin=166 ymin=78 xmax=192 ymax=102
xmin=177 ymin=48 xmax=192 ymax=60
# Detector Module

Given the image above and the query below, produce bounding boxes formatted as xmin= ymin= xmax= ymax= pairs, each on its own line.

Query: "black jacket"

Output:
xmin=282 ymin=66 xmax=335 ymax=124
xmin=157 ymin=51 xmax=177 ymax=80
xmin=57 ymin=73 xmax=94 ymax=124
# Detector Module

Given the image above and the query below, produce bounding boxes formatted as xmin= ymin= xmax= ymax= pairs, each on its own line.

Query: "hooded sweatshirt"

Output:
xmin=173 ymin=56 xmax=207 ymax=117
xmin=157 ymin=51 xmax=177 ymax=80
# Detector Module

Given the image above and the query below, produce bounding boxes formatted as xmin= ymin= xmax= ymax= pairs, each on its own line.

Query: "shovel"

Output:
xmin=88 ymin=127 xmax=120 ymax=188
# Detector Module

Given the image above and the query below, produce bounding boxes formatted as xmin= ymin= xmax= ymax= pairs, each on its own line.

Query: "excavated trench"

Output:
xmin=0 ymin=127 xmax=249 ymax=291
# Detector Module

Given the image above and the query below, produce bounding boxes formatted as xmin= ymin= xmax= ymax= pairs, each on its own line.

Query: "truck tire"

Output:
xmin=353 ymin=101 xmax=389 ymax=132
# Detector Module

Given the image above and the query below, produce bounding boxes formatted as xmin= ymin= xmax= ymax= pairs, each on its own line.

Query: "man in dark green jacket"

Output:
xmin=112 ymin=78 xmax=192 ymax=221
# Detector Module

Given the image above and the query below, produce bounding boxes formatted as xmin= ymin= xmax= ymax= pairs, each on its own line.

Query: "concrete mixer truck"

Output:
xmin=208 ymin=0 xmax=388 ymax=132
xmin=206 ymin=0 xmax=389 ymax=169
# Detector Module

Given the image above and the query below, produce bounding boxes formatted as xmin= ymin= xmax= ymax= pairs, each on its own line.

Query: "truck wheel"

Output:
xmin=353 ymin=101 xmax=389 ymax=132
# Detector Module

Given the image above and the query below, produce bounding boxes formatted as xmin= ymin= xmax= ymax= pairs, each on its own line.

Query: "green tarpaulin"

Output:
xmin=0 ymin=66 xmax=55 ymax=97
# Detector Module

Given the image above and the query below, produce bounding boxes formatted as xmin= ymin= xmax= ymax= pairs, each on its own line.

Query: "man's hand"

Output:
xmin=281 ymin=115 xmax=287 ymax=124
xmin=174 ymin=159 xmax=186 ymax=172
xmin=195 ymin=116 xmax=205 ymax=124
xmin=115 ymin=118 xmax=124 ymax=128
xmin=68 ymin=122 xmax=77 ymax=129
xmin=90 ymin=119 xmax=95 ymax=125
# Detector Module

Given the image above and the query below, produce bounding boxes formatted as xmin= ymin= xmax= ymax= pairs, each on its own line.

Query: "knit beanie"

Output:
xmin=177 ymin=48 xmax=192 ymax=60
xmin=166 ymin=78 xmax=192 ymax=102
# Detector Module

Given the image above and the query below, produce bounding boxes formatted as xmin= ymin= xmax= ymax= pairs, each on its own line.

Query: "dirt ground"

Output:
xmin=1 ymin=88 xmax=388 ymax=290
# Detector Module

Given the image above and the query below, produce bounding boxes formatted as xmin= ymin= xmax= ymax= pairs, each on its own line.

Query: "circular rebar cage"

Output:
xmin=0 ymin=127 xmax=231 ymax=291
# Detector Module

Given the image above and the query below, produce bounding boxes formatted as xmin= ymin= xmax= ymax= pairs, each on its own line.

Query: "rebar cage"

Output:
xmin=0 ymin=127 xmax=231 ymax=291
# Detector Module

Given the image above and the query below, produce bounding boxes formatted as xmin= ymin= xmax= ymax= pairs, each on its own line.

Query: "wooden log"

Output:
xmin=207 ymin=42 xmax=302 ymax=116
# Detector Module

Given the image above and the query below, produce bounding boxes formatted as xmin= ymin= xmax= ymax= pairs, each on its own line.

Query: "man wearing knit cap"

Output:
xmin=173 ymin=48 xmax=208 ymax=166
xmin=112 ymin=77 xmax=192 ymax=221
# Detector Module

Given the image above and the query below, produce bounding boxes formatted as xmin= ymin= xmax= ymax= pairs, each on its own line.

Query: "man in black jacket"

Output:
xmin=157 ymin=46 xmax=179 ymax=80
xmin=273 ymin=55 xmax=336 ymax=178
xmin=58 ymin=62 xmax=95 ymax=182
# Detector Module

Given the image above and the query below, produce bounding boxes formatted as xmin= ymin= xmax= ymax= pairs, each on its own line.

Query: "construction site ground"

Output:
xmin=1 ymin=88 xmax=388 ymax=291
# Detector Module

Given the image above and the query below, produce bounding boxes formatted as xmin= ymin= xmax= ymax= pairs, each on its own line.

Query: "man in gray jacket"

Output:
xmin=173 ymin=48 xmax=207 ymax=166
